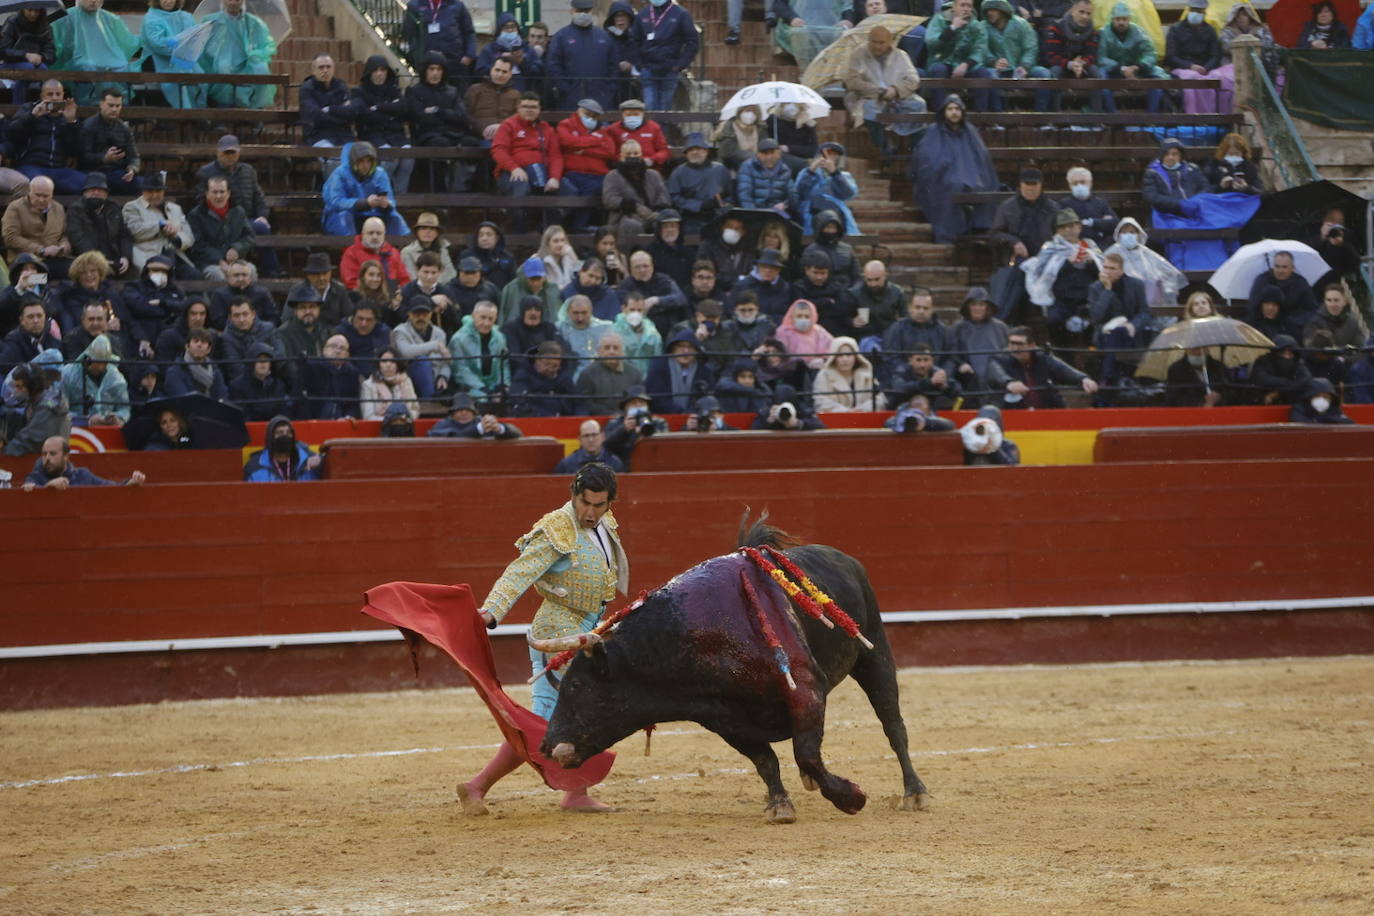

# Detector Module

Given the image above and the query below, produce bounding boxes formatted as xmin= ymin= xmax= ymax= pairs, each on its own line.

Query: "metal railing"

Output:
xmin=1245 ymin=47 xmax=1320 ymax=190
xmin=350 ymin=0 xmax=409 ymax=59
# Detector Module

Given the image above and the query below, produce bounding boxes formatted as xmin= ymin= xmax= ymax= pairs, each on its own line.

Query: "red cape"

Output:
xmin=361 ymin=581 xmax=615 ymax=791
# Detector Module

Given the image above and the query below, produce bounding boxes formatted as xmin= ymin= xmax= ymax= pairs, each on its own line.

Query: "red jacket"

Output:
xmin=340 ymin=237 xmax=411 ymax=290
xmin=606 ymin=119 xmax=670 ymax=169
xmin=556 ymin=115 xmax=617 ymax=176
xmin=491 ymin=115 xmax=564 ymax=180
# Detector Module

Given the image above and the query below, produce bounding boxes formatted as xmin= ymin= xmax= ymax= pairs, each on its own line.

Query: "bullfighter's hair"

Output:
xmin=737 ymin=508 xmax=802 ymax=551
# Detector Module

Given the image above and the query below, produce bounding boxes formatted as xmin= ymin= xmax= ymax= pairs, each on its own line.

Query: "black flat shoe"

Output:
xmin=725 ymin=27 xmax=740 ymax=44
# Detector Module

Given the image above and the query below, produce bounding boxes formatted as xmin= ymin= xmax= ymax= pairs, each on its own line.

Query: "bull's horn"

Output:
xmin=528 ymin=632 xmax=603 ymax=654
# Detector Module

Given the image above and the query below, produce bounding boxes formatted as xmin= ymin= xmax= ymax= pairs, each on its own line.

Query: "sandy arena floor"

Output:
xmin=3 ymin=655 xmax=1373 ymax=915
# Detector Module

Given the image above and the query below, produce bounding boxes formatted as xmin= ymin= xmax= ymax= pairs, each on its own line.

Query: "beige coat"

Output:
xmin=813 ymin=336 xmax=878 ymax=413
xmin=843 ymin=46 xmax=921 ymax=120
xmin=2 ymin=197 xmax=70 ymax=261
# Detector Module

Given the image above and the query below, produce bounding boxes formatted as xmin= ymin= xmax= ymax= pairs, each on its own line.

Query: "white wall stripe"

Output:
xmin=2 ymin=596 xmax=1371 ymax=660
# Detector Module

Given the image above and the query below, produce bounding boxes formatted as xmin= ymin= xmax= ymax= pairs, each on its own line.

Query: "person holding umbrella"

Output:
xmin=1164 ymin=344 xmax=1238 ymax=407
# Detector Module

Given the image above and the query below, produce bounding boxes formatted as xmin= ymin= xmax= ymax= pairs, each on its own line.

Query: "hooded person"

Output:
xmin=960 ymin=404 xmax=1019 ymax=464
xmin=776 ymin=299 xmax=835 ymax=371
xmin=405 ymin=51 xmax=476 ymax=192
xmin=980 ymin=0 xmax=1050 ymax=104
xmin=1344 ymin=335 xmax=1374 ymax=404
xmin=602 ymin=1 xmax=637 ymax=85
xmin=1102 ymin=217 xmax=1185 ymax=310
xmin=911 ymin=94 xmax=998 ymax=244
xmin=197 ymin=0 xmax=279 ymax=109
xmin=1248 ymin=334 xmax=1313 ymax=405
xmin=353 ymin=54 xmax=414 ymax=195
xmin=501 ymin=294 xmax=567 ymax=374
xmin=136 ymin=0 xmax=203 ymax=107
xmin=922 ymin=0 xmax=997 ymax=112
xmin=227 ymin=340 xmax=290 ymax=421
xmin=1097 ymin=2 xmax=1169 ymax=113
xmin=1288 ymin=377 xmax=1353 ymax=424
xmin=713 ymin=356 xmax=772 ymax=413
xmin=2 ymin=358 xmax=69 ymax=455
xmin=459 ymin=220 xmax=516 ymax=291
xmin=243 ymin=416 xmax=322 ymax=482
xmin=59 ymin=332 xmax=128 ymax=423
xmin=1142 ymin=137 xmax=1255 ymax=270
xmin=802 ymin=210 xmax=858 ymax=288
xmin=321 ymin=141 xmax=409 ymax=236
xmin=951 ymin=286 xmax=1010 ymax=389
xmin=1 ymin=5 xmax=55 ymax=108
xmin=792 ymin=141 xmax=860 ymax=236
xmin=476 ymin=13 xmax=544 ymax=91
xmin=155 ymin=295 xmax=218 ymax=365
xmin=645 ymin=328 xmax=715 ymax=414
xmin=813 ymin=335 xmax=877 ymax=413
xmin=51 ymin=0 xmax=138 ymax=105
xmin=1216 ymin=1 xmax=1278 ymax=111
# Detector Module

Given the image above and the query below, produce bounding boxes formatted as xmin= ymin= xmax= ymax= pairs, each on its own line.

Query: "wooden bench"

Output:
xmin=1093 ymin=424 xmax=1374 ymax=463
xmin=320 ymin=436 xmax=565 ymax=479
xmin=630 ymin=428 xmax=965 ymax=472
xmin=878 ymin=112 xmax=1243 ymax=126
xmin=0 ymin=447 xmax=246 ymax=484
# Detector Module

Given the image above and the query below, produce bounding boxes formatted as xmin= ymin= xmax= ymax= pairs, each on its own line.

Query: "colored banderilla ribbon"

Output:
xmin=527 ymin=590 xmax=650 ymax=685
xmin=739 ymin=568 xmax=797 ymax=691
xmin=740 ymin=546 xmax=874 ymax=650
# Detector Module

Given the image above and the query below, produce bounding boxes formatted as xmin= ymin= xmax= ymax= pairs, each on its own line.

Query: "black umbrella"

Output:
xmin=703 ymin=208 xmax=805 ymax=253
xmin=123 ymin=394 xmax=250 ymax=451
xmin=1241 ymin=180 xmax=1367 ymax=252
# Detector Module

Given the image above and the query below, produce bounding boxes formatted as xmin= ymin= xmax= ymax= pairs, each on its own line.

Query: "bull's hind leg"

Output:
xmin=851 ymin=649 xmax=930 ymax=811
xmin=719 ymin=733 xmax=796 ymax=824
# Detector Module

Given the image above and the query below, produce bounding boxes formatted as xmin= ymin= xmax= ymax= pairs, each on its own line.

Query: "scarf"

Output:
xmin=208 ymin=200 xmax=230 ymax=219
xmin=184 ymin=352 xmax=216 ymax=393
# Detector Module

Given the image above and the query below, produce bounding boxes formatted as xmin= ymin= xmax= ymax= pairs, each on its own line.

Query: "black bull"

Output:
xmin=541 ymin=522 xmax=931 ymax=822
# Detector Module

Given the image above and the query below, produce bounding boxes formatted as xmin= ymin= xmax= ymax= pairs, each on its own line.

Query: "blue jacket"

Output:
xmin=509 ymin=365 xmax=575 ymax=416
xmin=546 ymin=22 xmax=621 ymax=108
xmin=645 ymin=329 xmax=715 ymax=413
xmin=475 ymin=13 xmax=545 ymax=91
xmin=554 ymin=446 xmax=626 ymax=474
xmin=321 ymin=142 xmax=409 ymax=233
xmin=630 ymin=1 xmax=699 ymax=75
xmin=792 ymin=164 xmax=858 ymax=215
xmin=736 ymin=157 xmax=793 ymax=209
xmin=1345 ymin=354 xmax=1374 ymax=404
xmin=404 ymin=0 xmax=476 ymax=64
xmin=25 ymin=459 xmax=116 ymax=487
xmin=1353 ymin=6 xmax=1373 ymax=50
xmin=299 ymin=75 xmax=356 ymax=146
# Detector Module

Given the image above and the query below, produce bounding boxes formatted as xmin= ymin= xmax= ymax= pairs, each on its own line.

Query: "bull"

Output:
xmin=535 ymin=513 xmax=931 ymax=823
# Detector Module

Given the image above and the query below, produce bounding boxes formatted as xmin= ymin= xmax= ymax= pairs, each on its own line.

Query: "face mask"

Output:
xmin=572 ymin=12 xmax=592 ymax=26
xmin=624 ymin=310 xmax=644 ymax=328
xmin=621 ymin=159 xmax=645 ymax=176
xmin=739 ymin=110 xmax=757 ymax=126
xmin=580 ymin=113 xmax=598 ymax=130
xmin=1186 ymin=353 xmax=1206 ymax=367
xmin=820 ymin=230 xmax=839 ymax=244
xmin=1163 ymin=159 xmax=1181 ymax=171
xmin=1119 ymin=232 xmax=1139 ymax=250
xmin=149 ymin=271 xmax=168 ymax=288
xmin=607 ymin=25 xmax=624 ymax=35
xmin=650 ymin=0 xmax=669 ymax=7
xmin=735 ymin=312 xmax=757 ymax=325
xmin=701 ymin=320 xmax=717 ymax=334
xmin=781 ymin=103 xmax=799 ymax=119
xmin=1187 ymin=12 xmax=1203 ymax=24
xmin=721 ymin=227 xmax=742 ymax=245
xmin=623 ymin=115 xmax=643 ymax=130
xmin=1311 ymin=397 xmax=1331 ymax=413
xmin=1071 ymin=184 xmax=1091 ymax=200
xmin=496 ymin=31 xmax=521 ymax=48
xmin=793 ymin=317 xmax=813 ymax=332
xmin=1224 ymin=154 xmax=1243 ymax=166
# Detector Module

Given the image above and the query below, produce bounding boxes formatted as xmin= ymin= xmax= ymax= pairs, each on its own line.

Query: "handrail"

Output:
xmin=350 ymin=0 xmax=408 ymax=59
xmin=1244 ymin=47 xmax=1319 ymax=189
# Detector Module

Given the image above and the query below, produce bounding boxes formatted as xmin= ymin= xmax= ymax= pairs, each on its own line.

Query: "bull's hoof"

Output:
xmin=900 ymin=791 xmax=931 ymax=812
xmin=801 ymin=773 xmax=818 ymax=792
xmin=765 ymin=800 xmax=797 ymax=824
xmin=456 ymin=782 xmax=489 ymax=816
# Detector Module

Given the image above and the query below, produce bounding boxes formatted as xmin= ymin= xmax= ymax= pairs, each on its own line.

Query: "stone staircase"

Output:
xmin=1292 ymin=120 xmax=1374 ymax=199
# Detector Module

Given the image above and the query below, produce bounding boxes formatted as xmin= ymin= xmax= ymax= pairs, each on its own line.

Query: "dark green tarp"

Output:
xmin=1283 ymin=50 xmax=1374 ymax=133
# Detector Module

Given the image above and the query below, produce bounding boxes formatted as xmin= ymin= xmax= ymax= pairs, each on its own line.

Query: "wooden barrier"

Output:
xmin=0 ymin=448 xmax=244 ymax=485
xmin=1094 ymin=424 xmax=1374 ymax=463
xmin=630 ymin=429 xmax=965 ymax=472
xmin=321 ymin=436 xmax=564 ymax=479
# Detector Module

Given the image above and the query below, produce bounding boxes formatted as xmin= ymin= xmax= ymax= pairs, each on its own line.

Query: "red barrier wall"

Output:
xmin=321 ymin=437 xmax=565 ymax=479
xmin=4 ymin=458 xmax=1373 ymax=649
xmin=1094 ymin=424 xmax=1374 ymax=463
xmin=631 ymin=429 xmax=965 ymax=471
xmin=0 ymin=449 xmax=246 ymax=484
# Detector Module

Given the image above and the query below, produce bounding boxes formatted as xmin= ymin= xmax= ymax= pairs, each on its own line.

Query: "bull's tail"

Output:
xmin=737 ymin=508 xmax=803 ymax=550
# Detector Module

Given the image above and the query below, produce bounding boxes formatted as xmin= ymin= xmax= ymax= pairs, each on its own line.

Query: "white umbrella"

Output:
xmin=1207 ymin=239 xmax=1331 ymax=300
xmin=171 ymin=21 xmax=216 ymax=69
xmin=719 ymin=81 xmax=831 ymax=124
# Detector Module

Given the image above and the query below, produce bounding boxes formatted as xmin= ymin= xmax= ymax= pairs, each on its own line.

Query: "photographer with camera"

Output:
xmin=8 ymin=79 xmax=83 ymax=195
xmin=603 ymin=385 xmax=668 ymax=469
xmin=752 ymin=383 xmax=823 ymax=431
xmin=683 ymin=394 xmax=735 ymax=433
xmin=885 ymin=392 xmax=955 ymax=434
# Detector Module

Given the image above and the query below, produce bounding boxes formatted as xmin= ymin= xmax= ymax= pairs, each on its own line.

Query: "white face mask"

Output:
xmin=735 ymin=312 xmax=757 ymax=326
xmin=572 ymin=12 xmax=592 ymax=27
xmin=1224 ymin=154 xmax=1244 ymax=166
xmin=1119 ymin=232 xmax=1139 ymax=250
xmin=739 ymin=110 xmax=757 ymax=126
xmin=781 ymin=103 xmax=799 ymax=119
xmin=624 ymin=310 xmax=644 ymax=328
xmin=149 ymin=271 xmax=168 ymax=288
xmin=721 ymin=227 xmax=742 ymax=245
xmin=1187 ymin=11 xmax=1203 ymax=25
xmin=793 ymin=317 xmax=813 ymax=332
xmin=607 ymin=25 xmax=624 ymax=35
xmin=1071 ymin=183 xmax=1091 ymax=200
xmin=1311 ymin=396 xmax=1331 ymax=413
xmin=1186 ymin=353 xmax=1206 ymax=367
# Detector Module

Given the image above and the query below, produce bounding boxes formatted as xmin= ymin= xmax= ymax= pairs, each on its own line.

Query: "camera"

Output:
xmin=775 ymin=402 xmax=796 ymax=424
xmin=894 ymin=406 xmax=926 ymax=433
xmin=693 ymin=411 xmax=713 ymax=433
xmin=627 ymin=405 xmax=656 ymax=437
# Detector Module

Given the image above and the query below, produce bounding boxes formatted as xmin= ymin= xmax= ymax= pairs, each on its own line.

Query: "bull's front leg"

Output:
xmin=719 ymin=732 xmax=796 ymax=824
xmin=792 ymin=726 xmax=867 ymax=815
